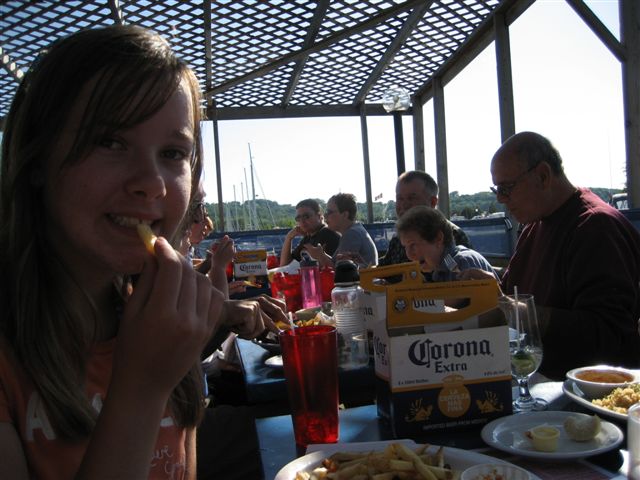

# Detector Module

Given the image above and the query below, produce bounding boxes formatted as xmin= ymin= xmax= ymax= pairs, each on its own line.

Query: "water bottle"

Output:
xmin=331 ymin=260 xmax=367 ymax=369
xmin=300 ymin=255 xmax=322 ymax=309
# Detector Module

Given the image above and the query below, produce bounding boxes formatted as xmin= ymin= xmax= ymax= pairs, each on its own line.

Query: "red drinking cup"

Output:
xmin=279 ymin=325 xmax=339 ymax=451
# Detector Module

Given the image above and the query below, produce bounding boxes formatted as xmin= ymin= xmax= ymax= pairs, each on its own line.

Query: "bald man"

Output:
xmin=491 ymin=131 xmax=640 ymax=379
xmin=379 ymin=170 xmax=471 ymax=266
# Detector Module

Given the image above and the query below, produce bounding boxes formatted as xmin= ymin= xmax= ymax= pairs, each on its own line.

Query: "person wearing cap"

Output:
xmin=280 ymin=198 xmax=340 ymax=267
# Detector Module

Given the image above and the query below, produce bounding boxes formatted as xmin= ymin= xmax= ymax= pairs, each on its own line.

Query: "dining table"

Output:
xmin=255 ymin=380 xmax=630 ymax=480
xmin=235 ymin=337 xmax=376 ymax=417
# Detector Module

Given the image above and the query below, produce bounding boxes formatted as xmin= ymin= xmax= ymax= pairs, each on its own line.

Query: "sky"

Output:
xmin=201 ymin=0 xmax=625 ymax=208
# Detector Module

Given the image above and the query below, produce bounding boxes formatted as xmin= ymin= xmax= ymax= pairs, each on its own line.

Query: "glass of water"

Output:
xmin=499 ymin=293 xmax=548 ymax=412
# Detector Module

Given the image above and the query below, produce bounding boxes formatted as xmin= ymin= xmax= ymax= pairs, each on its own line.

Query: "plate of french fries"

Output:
xmin=274 ymin=440 xmax=540 ymax=480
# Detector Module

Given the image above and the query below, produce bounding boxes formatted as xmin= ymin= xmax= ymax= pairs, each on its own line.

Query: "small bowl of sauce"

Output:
xmin=528 ymin=425 xmax=560 ymax=452
xmin=567 ymin=365 xmax=638 ymax=399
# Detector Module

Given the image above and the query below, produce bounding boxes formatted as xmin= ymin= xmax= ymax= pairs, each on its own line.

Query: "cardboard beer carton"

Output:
xmin=360 ymin=262 xmax=512 ymax=438
xmin=234 ymin=249 xmax=268 ymax=286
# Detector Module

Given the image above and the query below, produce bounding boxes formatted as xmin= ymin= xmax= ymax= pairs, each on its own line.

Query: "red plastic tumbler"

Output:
xmin=279 ymin=325 xmax=339 ymax=451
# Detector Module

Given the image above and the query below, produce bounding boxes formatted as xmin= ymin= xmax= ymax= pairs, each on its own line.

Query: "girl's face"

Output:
xmin=399 ymin=230 xmax=445 ymax=272
xmin=43 ymin=78 xmax=196 ymax=284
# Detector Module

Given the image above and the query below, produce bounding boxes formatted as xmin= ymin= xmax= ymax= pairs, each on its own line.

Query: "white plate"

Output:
xmin=481 ymin=411 xmax=623 ymax=460
xmin=563 ymin=379 xmax=628 ymax=422
xmin=274 ymin=440 xmax=541 ymax=480
xmin=265 ymin=355 xmax=283 ymax=369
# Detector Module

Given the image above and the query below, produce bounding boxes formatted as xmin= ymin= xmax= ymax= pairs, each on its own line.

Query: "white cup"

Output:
xmin=628 ymin=403 xmax=640 ymax=479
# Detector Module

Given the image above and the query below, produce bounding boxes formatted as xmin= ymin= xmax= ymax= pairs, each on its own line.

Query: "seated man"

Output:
xmin=380 ymin=170 xmax=471 ymax=266
xmin=488 ymin=131 xmax=640 ymax=379
xmin=307 ymin=193 xmax=378 ymax=268
xmin=280 ymin=198 xmax=340 ymax=266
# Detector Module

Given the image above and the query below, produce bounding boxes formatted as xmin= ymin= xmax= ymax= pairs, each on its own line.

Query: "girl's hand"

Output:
xmin=115 ymin=237 xmax=223 ymax=397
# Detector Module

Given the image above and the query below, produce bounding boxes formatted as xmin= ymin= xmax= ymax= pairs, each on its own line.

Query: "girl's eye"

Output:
xmin=162 ymin=148 xmax=191 ymax=162
xmin=97 ymin=137 xmax=124 ymax=151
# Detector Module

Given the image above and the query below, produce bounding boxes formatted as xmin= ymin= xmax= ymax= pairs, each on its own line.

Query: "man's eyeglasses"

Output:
xmin=490 ymin=163 xmax=539 ymax=198
xmin=295 ymin=213 xmax=313 ymax=222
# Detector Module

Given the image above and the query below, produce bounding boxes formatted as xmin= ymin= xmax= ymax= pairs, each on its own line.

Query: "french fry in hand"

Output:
xmin=136 ymin=223 xmax=157 ymax=255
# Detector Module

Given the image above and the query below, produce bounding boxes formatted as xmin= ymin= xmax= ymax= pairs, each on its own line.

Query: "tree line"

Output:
xmin=204 ymin=187 xmax=624 ymax=231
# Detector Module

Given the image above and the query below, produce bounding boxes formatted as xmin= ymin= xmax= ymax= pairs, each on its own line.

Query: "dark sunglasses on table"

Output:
xmin=295 ymin=213 xmax=313 ymax=222
xmin=490 ymin=163 xmax=539 ymax=198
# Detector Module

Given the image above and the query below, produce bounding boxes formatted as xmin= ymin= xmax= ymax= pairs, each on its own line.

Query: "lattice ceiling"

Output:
xmin=0 ymin=0 xmax=525 ymax=124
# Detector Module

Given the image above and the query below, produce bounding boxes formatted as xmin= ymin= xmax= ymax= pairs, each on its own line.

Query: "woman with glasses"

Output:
xmin=279 ymin=198 xmax=340 ymax=267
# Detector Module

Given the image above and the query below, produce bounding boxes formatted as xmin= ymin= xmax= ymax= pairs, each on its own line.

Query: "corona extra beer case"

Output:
xmin=360 ymin=263 xmax=512 ymax=438
xmin=234 ymin=249 xmax=268 ymax=285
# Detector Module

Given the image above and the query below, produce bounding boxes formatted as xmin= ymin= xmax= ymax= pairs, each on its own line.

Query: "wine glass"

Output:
xmin=498 ymin=293 xmax=548 ymax=412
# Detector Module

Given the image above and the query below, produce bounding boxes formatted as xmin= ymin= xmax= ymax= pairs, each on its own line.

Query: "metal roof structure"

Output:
xmin=1 ymin=0 xmax=639 ymax=221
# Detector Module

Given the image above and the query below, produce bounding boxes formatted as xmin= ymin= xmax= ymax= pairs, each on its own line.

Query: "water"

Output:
xmin=510 ymin=347 xmax=542 ymax=378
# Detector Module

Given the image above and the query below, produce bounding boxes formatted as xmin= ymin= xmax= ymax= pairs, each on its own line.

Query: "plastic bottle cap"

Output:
xmin=300 ymin=256 xmax=319 ymax=267
xmin=334 ymin=259 xmax=359 ymax=283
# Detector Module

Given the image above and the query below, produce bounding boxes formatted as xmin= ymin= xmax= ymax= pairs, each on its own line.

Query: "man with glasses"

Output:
xmin=488 ymin=131 xmax=640 ymax=379
xmin=279 ymin=198 xmax=340 ymax=266
xmin=379 ymin=170 xmax=471 ymax=267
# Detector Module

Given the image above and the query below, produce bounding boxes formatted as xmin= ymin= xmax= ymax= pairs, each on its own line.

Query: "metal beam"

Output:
xmin=413 ymin=95 xmax=425 ymax=171
xmin=0 ymin=46 xmax=24 ymax=82
xmin=207 ymin=103 xmax=410 ymax=120
xmin=433 ymin=76 xmax=450 ymax=218
xmin=494 ymin=11 xmax=517 ymax=252
xmin=359 ymin=104 xmax=374 ymax=223
xmin=494 ymin=12 xmax=515 ymax=142
xmin=353 ymin=2 xmax=431 ymax=105
xmin=415 ymin=0 xmax=534 ymax=102
xmin=566 ymin=0 xmax=626 ymax=62
xmin=621 ymin=0 xmax=640 ymax=208
xmin=204 ymin=0 xmax=213 ymax=101
xmin=207 ymin=0 xmax=426 ymax=96
xmin=281 ymin=0 xmax=330 ymax=107
xmin=211 ymin=109 xmax=225 ymax=231
xmin=393 ymin=111 xmax=405 ymax=176
xmin=107 ymin=0 xmax=124 ymax=25
xmin=203 ymin=0 xmax=223 ymax=229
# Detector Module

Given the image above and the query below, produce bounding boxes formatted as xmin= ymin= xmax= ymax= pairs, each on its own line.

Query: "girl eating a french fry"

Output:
xmin=0 ymin=25 xmax=285 ymax=479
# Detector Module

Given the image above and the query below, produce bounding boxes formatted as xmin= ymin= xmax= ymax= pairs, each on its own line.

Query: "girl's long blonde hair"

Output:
xmin=0 ymin=25 xmax=206 ymax=439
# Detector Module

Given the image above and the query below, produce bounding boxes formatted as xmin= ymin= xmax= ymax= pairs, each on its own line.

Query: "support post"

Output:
xmin=360 ymin=104 xmax=374 ymax=223
xmin=393 ymin=111 xmax=405 ymax=176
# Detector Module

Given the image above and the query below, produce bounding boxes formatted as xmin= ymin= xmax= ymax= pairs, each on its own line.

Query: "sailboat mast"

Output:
xmin=248 ymin=143 xmax=258 ymax=228
xmin=243 ymin=171 xmax=251 ymax=230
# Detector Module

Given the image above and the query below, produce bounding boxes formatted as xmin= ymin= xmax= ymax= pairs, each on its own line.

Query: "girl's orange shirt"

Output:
xmin=0 ymin=338 xmax=188 ymax=479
